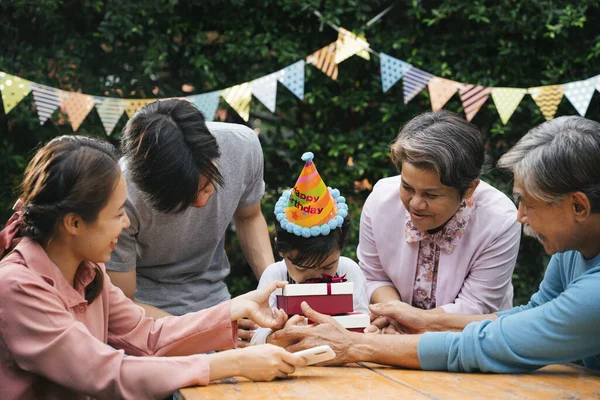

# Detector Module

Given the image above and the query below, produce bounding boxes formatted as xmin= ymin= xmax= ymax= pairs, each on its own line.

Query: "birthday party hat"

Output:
xmin=275 ymin=152 xmax=348 ymax=237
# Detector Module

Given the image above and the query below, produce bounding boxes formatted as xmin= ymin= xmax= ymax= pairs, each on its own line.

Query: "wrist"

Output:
xmin=347 ymin=332 xmax=374 ymax=363
xmin=229 ymin=299 xmax=247 ymax=322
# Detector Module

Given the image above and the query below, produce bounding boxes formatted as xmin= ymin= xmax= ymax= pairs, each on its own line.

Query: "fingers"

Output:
xmin=271 ymin=325 xmax=308 ymax=342
xmin=383 ymin=324 xmax=400 ymax=335
xmin=285 ymin=314 xmax=306 ymax=328
xmin=370 ymin=316 xmax=389 ymax=329
xmin=238 ymin=318 xmax=259 ymax=330
xmin=369 ymin=302 xmax=395 ymax=317
xmin=269 ymin=308 xmax=289 ymax=330
xmin=237 ymin=339 xmax=251 ymax=348
xmin=281 ymin=349 xmax=307 ymax=367
xmin=261 ymin=280 xmax=288 ymax=295
xmin=300 ymin=301 xmax=335 ymax=324
xmin=364 ymin=324 xmax=381 ymax=334
xmin=238 ymin=328 xmax=255 ymax=341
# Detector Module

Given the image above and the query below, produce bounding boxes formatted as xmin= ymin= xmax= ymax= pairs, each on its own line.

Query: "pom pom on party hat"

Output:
xmin=274 ymin=152 xmax=348 ymax=237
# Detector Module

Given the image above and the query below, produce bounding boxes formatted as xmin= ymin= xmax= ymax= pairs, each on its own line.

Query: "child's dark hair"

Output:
xmin=274 ymin=218 xmax=351 ymax=269
xmin=121 ymin=99 xmax=224 ymax=214
xmin=18 ymin=135 xmax=121 ymax=304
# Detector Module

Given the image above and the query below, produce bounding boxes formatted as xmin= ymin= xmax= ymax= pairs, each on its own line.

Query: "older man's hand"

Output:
xmin=271 ymin=301 xmax=359 ymax=365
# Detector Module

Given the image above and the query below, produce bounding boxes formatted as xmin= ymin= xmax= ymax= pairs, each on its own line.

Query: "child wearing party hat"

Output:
xmin=250 ymin=152 xmax=369 ymax=346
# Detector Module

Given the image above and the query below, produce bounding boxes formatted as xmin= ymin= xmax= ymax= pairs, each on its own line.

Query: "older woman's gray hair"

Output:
xmin=497 ymin=116 xmax=600 ymax=212
xmin=390 ymin=110 xmax=485 ymax=197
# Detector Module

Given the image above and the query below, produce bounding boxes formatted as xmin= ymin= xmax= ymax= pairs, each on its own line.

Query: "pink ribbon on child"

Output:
xmin=0 ymin=199 xmax=25 ymax=258
xmin=304 ymin=274 xmax=347 ymax=295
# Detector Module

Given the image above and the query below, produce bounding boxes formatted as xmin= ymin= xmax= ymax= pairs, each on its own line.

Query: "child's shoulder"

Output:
xmin=338 ymin=257 xmax=363 ymax=277
xmin=261 ymin=260 xmax=288 ymax=281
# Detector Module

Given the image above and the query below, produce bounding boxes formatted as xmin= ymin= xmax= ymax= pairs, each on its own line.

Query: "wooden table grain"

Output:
xmin=176 ymin=363 xmax=600 ymax=400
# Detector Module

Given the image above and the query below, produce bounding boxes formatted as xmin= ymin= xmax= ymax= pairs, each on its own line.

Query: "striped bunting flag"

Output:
xmin=94 ymin=97 xmax=125 ymax=136
xmin=31 ymin=83 xmax=61 ymax=125
xmin=306 ymin=43 xmax=338 ymax=80
xmin=529 ymin=85 xmax=564 ymax=121
xmin=428 ymin=77 xmax=460 ymax=111
xmin=0 ymin=72 xmax=32 ymax=114
xmin=459 ymin=84 xmax=492 ymax=121
xmin=564 ymin=78 xmax=596 ymax=117
xmin=402 ymin=67 xmax=434 ymax=104
xmin=221 ymin=82 xmax=252 ymax=121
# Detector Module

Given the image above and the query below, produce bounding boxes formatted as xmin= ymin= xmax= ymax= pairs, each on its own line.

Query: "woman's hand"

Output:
xmin=230 ymin=281 xmax=288 ymax=329
xmin=368 ymin=301 xmax=434 ymax=334
xmin=208 ymin=344 xmax=306 ymax=382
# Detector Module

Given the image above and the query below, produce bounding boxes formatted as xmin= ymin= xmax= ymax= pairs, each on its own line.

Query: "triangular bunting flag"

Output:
xmin=278 ymin=60 xmax=305 ymax=100
xmin=595 ymin=75 xmax=600 ymax=92
xmin=428 ymin=77 xmax=460 ymax=111
xmin=529 ymin=85 xmax=564 ymax=121
xmin=187 ymin=91 xmax=221 ymax=121
xmin=491 ymin=88 xmax=527 ymax=125
xmin=32 ymin=84 xmax=61 ymax=125
xmin=564 ymin=78 xmax=596 ymax=117
xmin=402 ymin=67 xmax=434 ymax=104
xmin=94 ymin=97 xmax=125 ymax=136
xmin=459 ymin=84 xmax=492 ymax=121
xmin=221 ymin=83 xmax=252 ymax=121
xmin=62 ymin=92 xmax=95 ymax=132
xmin=334 ymin=28 xmax=370 ymax=64
xmin=306 ymin=43 xmax=338 ymax=80
xmin=0 ymin=72 xmax=32 ymax=114
xmin=251 ymin=72 xmax=279 ymax=113
xmin=380 ymin=53 xmax=412 ymax=93
xmin=124 ymin=99 xmax=156 ymax=118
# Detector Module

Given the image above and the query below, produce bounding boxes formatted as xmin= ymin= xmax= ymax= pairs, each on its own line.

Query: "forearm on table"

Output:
xmin=234 ymin=214 xmax=274 ymax=278
xmin=208 ymin=351 xmax=242 ymax=381
xmin=350 ymin=333 xmax=422 ymax=369
xmin=135 ymin=300 xmax=172 ymax=319
xmin=429 ymin=311 xmax=498 ymax=332
xmin=370 ymin=285 xmax=401 ymax=303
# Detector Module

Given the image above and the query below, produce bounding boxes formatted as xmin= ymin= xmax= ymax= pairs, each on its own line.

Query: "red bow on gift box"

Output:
xmin=304 ymin=274 xmax=347 ymax=295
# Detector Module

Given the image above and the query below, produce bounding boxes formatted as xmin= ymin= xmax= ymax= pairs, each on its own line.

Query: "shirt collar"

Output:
xmin=405 ymin=197 xmax=474 ymax=254
xmin=14 ymin=237 xmax=98 ymax=307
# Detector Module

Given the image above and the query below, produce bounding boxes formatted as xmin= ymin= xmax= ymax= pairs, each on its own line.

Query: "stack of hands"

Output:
xmin=225 ymin=281 xmax=431 ymax=380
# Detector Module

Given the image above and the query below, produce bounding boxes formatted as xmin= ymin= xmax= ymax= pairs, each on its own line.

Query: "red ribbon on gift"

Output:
xmin=304 ymin=274 xmax=347 ymax=295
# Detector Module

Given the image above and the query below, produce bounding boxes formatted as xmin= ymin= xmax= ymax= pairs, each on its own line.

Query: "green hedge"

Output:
xmin=2 ymin=0 xmax=599 ymax=304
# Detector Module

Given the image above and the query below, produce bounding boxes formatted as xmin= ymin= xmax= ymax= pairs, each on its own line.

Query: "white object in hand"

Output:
xmin=294 ymin=345 xmax=336 ymax=365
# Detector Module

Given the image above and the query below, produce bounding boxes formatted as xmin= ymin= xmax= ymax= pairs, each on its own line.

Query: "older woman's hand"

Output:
xmin=368 ymin=301 xmax=434 ymax=335
xmin=271 ymin=301 xmax=358 ymax=365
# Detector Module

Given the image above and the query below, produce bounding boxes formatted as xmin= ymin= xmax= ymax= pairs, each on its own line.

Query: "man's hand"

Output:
xmin=267 ymin=314 xmax=305 ymax=348
xmin=272 ymin=302 xmax=359 ymax=365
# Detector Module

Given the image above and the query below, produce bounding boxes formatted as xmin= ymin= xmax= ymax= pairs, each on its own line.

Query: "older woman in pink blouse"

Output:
xmin=359 ymin=111 xmax=520 ymax=331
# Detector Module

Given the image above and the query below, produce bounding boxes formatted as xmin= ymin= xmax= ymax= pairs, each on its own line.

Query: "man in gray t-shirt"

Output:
xmin=106 ymin=100 xmax=274 ymax=321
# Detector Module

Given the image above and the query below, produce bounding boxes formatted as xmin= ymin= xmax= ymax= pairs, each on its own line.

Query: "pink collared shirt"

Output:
xmin=358 ymin=176 xmax=521 ymax=314
xmin=0 ymin=238 xmax=238 ymax=400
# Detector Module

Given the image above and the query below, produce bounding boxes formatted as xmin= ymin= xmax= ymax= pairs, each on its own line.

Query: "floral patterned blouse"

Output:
xmin=405 ymin=197 xmax=475 ymax=310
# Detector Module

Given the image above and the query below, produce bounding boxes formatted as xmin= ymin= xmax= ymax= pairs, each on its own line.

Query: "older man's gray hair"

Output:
xmin=497 ymin=116 xmax=600 ymax=212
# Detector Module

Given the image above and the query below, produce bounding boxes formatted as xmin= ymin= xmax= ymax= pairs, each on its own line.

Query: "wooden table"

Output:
xmin=176 ymin=363 xmax=600 ymax=399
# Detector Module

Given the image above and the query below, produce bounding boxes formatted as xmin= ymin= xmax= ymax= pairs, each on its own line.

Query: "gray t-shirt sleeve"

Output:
xmin=237 ymin=133 xmax=265 ymax=208
xmin=106 ymin=198 xmax=139 ymax=272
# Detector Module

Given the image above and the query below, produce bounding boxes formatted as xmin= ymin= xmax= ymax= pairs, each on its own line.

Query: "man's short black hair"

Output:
xmin=274 ymin=218 xmax=351 ymax=269
xmin=121 ymin=99 xmax=224 ymax=213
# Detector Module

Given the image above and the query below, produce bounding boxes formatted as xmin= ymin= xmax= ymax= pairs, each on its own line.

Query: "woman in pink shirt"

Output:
xmin=359 ymin=111 xmax=521 ymax=333
xmin=0 ymin=135 xmax=305 ymax=400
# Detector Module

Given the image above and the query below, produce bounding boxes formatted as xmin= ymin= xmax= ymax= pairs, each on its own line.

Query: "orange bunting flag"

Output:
xmin=459 ymin=84 xmax=491 ymax=121
xmin=124 ymin=99 xmax=156 ymax=118
xmin=62 ymin=92 xmax=95 ymax=132
xmin=221 ymin=83 xmax=252 ymax=121
xmin=306 ymin=43 xmax=338 ymax=80
xmin=334 ymin=28 xmax=370 ymax=64
xmin=428 ymin=77 xmax=460 ymax=111
xmin=529 ymin=85 xmax=565 ymax=121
